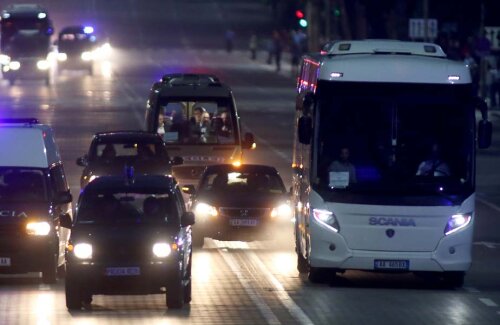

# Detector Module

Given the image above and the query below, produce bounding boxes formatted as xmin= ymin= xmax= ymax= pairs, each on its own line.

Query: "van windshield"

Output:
xmin=0 ymin=168 xmax=47 ymax=202
xmin=156 ymin=99 xmax=237 ymax=145
xmin=77 ymin=192 xmax=179 ymax=226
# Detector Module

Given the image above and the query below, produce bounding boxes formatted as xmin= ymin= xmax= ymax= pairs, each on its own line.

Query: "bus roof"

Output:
xmin=309 ymin=40 xmax=470 ymax=84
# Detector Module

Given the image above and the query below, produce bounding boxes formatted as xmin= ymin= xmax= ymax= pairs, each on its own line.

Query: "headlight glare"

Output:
xmin=444 ymin=213 xmax=472 ymax=235
xmin=313 ymin=208 xmax=340 ymax=232
xmin=271 ymin=203 xmax=292 ymax=219
xmin=74 ymin=243 xmax=93 ymax=259
xmin=9 ymin=61 xmax=21 ymax=70
xmin=26 ymin=221 xmax=51 ymax=236
xmin=81 ymin=51 xmax=93 ymax=61
xmin=153 ymin=243 xmax=171 ymax=258
xmin=88 ymin=175 xmax=99 ymax=183
xmin=57 ymin=53 xmax=67 ymax=61
xmin=195 ymin=202 xmax=218 ymax=218
xmin=0 ymin=54 xmax=10 ymax=65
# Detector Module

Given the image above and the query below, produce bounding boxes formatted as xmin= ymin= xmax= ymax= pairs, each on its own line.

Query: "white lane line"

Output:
xmin=479 ymin=298 xmax=498 ymax=307
xmin=473 ymin=241 xmax=498 ymax=249
xmin=217 ymin=247 xmax=281 ymax=325
xmin=477 ymin=197 xmax=500 ymax=214
xmin=246 ymin=251 xmax=314 ymax=325
xmin=464 ymin=286 xmax=481 ymax=293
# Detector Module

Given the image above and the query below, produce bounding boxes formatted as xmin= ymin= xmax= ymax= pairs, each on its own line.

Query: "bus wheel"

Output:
xmin=442 ymin=271 xmax=465 ymax=288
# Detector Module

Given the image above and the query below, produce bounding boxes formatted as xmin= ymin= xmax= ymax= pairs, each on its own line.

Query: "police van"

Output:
xmin=0 ymin=118 xmax=72 ymax=283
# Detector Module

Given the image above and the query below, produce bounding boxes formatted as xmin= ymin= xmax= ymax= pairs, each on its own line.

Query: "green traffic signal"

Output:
xmin=299 ymin=18 xmax=308 ymax=28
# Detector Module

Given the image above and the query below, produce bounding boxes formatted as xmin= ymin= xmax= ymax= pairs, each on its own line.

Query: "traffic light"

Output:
xmin=295 ymin=9 xmax=307 ymax=28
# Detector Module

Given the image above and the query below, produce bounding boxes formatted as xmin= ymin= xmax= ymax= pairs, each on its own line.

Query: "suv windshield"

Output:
xmin=90 ymin=141 xmax=169 ymax=163
xmin=77 ymin=192 xmax=178 ymax=225
xmin=0 ymin=168 xmax=47 ymax=202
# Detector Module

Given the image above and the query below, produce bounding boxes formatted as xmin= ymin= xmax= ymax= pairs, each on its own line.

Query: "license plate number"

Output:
xmin=0 ymin=257 xmax=11 ymax=266
xmin=229 ymin=219 xmax=258 ymax=227
xmin=374 ymin=259 xmax=409 ymax=270
xmin=105 ymin=267 xmax=140 ymax=276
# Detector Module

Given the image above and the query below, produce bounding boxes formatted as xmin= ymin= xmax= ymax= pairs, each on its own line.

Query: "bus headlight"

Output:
xmin=81 ymin=51 xmax=93 ymax=61
xmin=9 ymin=61 xmax=21 ymax=70
xmin=152 ymin=243 xmax=172 ymax=258
xmin=37 ymin=60 xmax=50 ymax=70
xmin=313 ymin=208 xmax=340 ymax=232
xmin=73 ymin=243 xmax=93 ymax=259
xmin=271 ymin=203 xmax=292 ymax=220
xmin=26 ymin=221 xmax=51 ymax=236
xmin=444 ymin=213 xmax=472 ymax=236
xmin=194 ymin=202 xmax=218 ymax=219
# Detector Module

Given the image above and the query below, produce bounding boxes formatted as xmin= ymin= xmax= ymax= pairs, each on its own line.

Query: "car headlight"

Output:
xmin=152 ymin=243 xmax=172 ymax=258
xmin=9 ymin=61 xmax=21 ymax=70
xmin=444 ymin=213 xmax=472 ymax=236
xmin=81 ymin=51 xmax=93 ymax=61
xmin=57 ymin=53 xmax=67 ymax=61
xmin=270 ymin=203 xmax=292 ymax=220
xmin=26 ymin=221 xmax=51 ymax=236
xmin=73 ymin=243 xmax=93 ymax=259
xmin=312 ymin=208 xmax=340 ymax=232
xmin=37 ymin=60 xmax=50 ymax=70
xmin=0 ymin=54 xmax=10 ymax=65
xmin=194 ymin=202 xmax=218 ymax=219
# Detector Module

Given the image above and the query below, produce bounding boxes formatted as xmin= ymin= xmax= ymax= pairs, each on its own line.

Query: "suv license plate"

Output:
xmin=374 ymin=259 xmax=409 ymax=270
xmin=0 ymin=257 xmax=11 ymax=266
xmin=229 ymin=219 xmax=258 ymax=227
xmin=105 ymin=267 xmax=140 ymax=276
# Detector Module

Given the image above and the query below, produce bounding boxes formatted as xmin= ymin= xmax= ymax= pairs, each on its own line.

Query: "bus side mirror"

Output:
xmin=298 ymin=116 xmax=312 ymax=145
xmin=76 ymin=155 xmax=88 ymax=167
xmin=181 ymin=212 xmax=195 ymax=227
xmin=242 ymin=132 xmax=256 ymax=149
xmin=478 ymin=120 xmax=492 ymax=149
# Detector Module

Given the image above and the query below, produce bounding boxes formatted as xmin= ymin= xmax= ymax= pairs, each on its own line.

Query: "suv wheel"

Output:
xmin=166 ymin=270 xmax=184 ymax=309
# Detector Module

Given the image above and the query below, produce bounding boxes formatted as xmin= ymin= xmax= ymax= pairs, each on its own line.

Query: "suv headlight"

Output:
xmin=195 ymin=202 xmax=218 ymax=219
xmin=313 ymin=208 xmax=340 ymax=232
xmin=26 ymin=221 xmax=51 ymax=236
xmin=73 ymin=243 xmax=93 ymax=259
xmin=153 ymin=243 xmax=172 ymax=258
xmin=444 ymin=213 xmax=472 ymax=235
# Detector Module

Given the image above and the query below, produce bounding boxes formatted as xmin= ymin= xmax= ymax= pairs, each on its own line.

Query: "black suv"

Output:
xmin=61 ymin=173 xmax=194 ymax=310
xmin=76 ymin=131 xmax=183 ymax=188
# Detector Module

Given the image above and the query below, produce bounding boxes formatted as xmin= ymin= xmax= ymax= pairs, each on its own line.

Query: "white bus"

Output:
xmin=292 ymin=40 xmax=492 ymax=287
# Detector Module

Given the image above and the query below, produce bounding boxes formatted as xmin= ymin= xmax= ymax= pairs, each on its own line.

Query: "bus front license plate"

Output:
xmin=0 ymin=257 xmax=11 ymax=266
xmin=374 ymin=260 xmax=409 ymax=270
xmin=105 ymin=267 xmax=141 ymax=276
xmin=229 ymin=219 xmax=258 ymax=227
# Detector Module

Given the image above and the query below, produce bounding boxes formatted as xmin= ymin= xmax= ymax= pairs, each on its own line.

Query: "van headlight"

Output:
xmin=26 ymin=221 xmax=51 ymax=236
xmin=194 ymin=202 xmax=218 ymax=219
xmin=37 ymin=60 xmax=50 ymax=70
xmin=0 ymin=54 xmax=10 ymax=65
xmin=313 ymin=208 xmax=340 ymax=232
xmin=444 ymin=213 xmax=472 ymax=235
xmin=9 ymin=61 xmax=21 ymax=70
xmin=152 ymin=243 xmax=172 ymax=258
xmin=271 ymin=203 xmax=292 ymax=220
xmin=73 ymin=243 xmax=93 ymax=259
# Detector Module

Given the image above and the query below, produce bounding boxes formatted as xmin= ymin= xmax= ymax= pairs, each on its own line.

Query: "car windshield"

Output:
xmin=199 ymin=170 xmax=285 ymax=195
xmin=77 ymin=192 xmax=178 ymax=225
xmin=90 ymin=141 xmax=169 ymax=163
xmin=156 ymin=99 xmax=237 ymax=145
xmin=0 ymin=168 xmax=47 ymax=202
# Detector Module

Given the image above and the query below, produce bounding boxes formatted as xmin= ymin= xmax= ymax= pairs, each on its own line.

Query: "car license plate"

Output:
xmin=0 ymin=257 xmax=11 ymax=266
xmin=374 ymin=259 xmax=409 ymax=270
xmin=229 ymin=219 xmax=258 ymax=227
xmin=105 ymin=267 xmax=140 ymax=276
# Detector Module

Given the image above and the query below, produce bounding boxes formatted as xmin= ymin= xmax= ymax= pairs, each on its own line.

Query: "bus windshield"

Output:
xmin=314 ymin=81 xmax=475 ymax=200
xmin=156 ymin=99 xmax=237 ymax=145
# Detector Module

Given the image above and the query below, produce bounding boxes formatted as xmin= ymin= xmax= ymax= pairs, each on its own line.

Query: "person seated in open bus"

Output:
xmin=188 ymin=106 xmax=211 ymax=143
xmin=416 ymin=143 xmax=451 ymax=177
xmin=328 ymin=147 xmax=357 ymax=188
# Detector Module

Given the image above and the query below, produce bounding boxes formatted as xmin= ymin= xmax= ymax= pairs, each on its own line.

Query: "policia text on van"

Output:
xmin=0 ymin=119 xmax=73 ymax=283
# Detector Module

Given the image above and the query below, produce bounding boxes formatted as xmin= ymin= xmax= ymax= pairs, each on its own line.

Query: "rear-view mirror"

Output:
xmin=76 ymin=155 xmax=88 ymax=167
xmin=242 ymin=132 xmax=255 ymax=149
xmin=181 ymin=212 xmax=195 ymax=227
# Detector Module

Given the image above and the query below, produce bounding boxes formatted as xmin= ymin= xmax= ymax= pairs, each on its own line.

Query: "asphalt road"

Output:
xmin=1 ymin=1 xmax=500 ymax=324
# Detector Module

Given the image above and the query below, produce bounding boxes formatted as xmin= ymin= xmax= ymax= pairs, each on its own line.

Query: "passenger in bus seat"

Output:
xmin=328 ymin=147 xmax=357 ymax=185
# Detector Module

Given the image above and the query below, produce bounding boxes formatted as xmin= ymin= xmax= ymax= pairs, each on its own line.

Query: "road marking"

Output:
xmin=217 ymin=247 xmax=281 ymax=325
xmin=464 ymin=286 xmax=481 ymax=293
xmin=477 ymin=197 xmax=500 ymax=214
xmin=246 ymin=251 xmax=315 ymax=325
xmin=473 ymin=241 xmax=498 ymax=249
xmin=479 ymin=298 xmax=498 ymax=307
